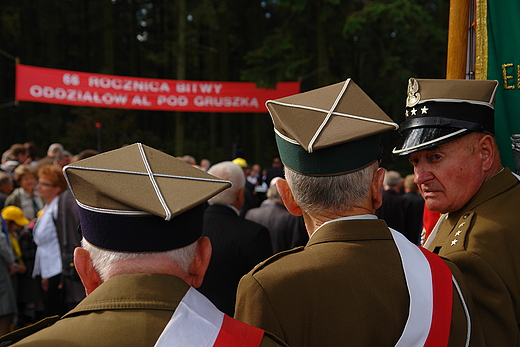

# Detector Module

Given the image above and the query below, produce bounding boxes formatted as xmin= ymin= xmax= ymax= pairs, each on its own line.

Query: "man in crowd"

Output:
xmin=376 ymin=170 xmax=405 ymax=232
xmin=392 ymin=78 xmax=519 ymax=346
xmin=0 ymin=144 xmax=29 ymax=175
xmin=401 ymin=174 xmax=424 ymax=245
xmin=0 ymin=172 xmax=14 ymax=207
xmin=234 ymin=79 xmax=484 ymax=346
xmin=199 ymin=161 xmax=272 ymax=316
xmin=246 ymin=179 xmax=308 ymax=253
xmin=0 ymin=143 xmax=285 ymax=346
xmin=264 ymin=157 xmax=284 ymax=187
xmin=35 ymin=143 xmax=63 ymax=169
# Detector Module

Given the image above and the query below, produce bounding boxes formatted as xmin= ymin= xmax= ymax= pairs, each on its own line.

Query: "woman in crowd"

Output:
xmin=32 ymin=165 xmax=83 ymax=318
xmin=4 ymin=165 xmax=44 ymax=219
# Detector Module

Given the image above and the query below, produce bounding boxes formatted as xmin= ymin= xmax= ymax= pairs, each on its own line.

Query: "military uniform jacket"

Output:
xmin=235 ymin=218 xmax=483 ymax=347
xmin=427 ymin=167 xmax=520 ymax=346
xmin=1 ymin=274 xmax=286 ymax=347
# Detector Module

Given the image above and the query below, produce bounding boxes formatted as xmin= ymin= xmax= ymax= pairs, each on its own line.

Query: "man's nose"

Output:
xmin=413 ymin=164 xmax=433 ymax=184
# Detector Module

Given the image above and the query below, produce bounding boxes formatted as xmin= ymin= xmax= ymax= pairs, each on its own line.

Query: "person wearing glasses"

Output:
xmin=32 ymin=165 xmax=82 ymax=318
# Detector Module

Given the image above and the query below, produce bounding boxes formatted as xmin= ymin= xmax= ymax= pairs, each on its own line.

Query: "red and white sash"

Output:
xmin=390 ymin=228 xmax=455 ymax=347
xmin=154 ymin=287 xmax=264 ymax=347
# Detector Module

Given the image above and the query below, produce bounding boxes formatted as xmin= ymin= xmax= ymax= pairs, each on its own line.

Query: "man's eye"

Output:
xmin=431 ymin=154 xmax=442 ymax=161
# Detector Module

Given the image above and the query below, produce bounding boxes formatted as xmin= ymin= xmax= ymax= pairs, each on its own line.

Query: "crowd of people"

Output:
xmin=0 ymin=77 xmax=518 ymax=346
xmin=0 ymin=141 xmax=307 ymax=336
xmin=0 ymin=143 xmax=98 ymax=334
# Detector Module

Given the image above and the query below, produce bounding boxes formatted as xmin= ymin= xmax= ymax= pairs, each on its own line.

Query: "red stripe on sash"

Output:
xmin=213 ymin=314 xmax=265 ymax=347
xmin=418 ymin=247 xmax=453 ymax=347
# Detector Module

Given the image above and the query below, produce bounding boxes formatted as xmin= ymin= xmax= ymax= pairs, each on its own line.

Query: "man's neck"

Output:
xmin=305 ymin=206 xmax=373 ymax=235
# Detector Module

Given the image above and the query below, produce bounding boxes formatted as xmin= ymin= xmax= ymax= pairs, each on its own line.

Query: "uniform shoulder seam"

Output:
xmin=251 ymin=246 xmax=304 ymax=273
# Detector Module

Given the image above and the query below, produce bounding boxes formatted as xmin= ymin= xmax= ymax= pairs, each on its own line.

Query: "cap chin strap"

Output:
xmin=399 ymin=116 xmax=486 ymax=134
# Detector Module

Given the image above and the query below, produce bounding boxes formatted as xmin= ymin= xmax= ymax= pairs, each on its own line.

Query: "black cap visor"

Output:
xmin=392 ymin=127 xmax=471 ymax=156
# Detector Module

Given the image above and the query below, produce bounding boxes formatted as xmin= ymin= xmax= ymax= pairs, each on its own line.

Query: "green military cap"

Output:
xmin=266 ymin=79 xmax=398 ymax=176
xmin=63 ymin=143 xmax=231 ymax=252
xmin=392 ymin=78 xmax=499 ymax=156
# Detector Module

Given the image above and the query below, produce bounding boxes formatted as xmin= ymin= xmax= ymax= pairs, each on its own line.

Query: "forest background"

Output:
xmin=0 ymin=0 xmax=449 ymax=173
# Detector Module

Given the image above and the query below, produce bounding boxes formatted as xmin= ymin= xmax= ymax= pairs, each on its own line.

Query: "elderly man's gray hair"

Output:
xmin=284 ymin=162 xmax=377 ymax=215
xmin=207 ymin=161 xmax=245 ymax=205
xmin=82 ymin=239 xmax=198 ymax=281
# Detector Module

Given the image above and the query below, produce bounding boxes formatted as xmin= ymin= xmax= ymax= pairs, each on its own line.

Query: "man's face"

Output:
xmin=408 ymin=135 xmax=486 ymax=214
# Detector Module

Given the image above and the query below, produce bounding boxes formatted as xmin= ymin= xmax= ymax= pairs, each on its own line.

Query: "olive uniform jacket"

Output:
xmin=0 ymin=274 xmax=286 ymax=347
xmin=426 ymin=167 xmax=520 ymax=346
xmin=235 ymin=217 xmax=484 ymax=347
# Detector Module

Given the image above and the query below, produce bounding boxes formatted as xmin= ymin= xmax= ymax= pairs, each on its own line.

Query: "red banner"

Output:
xmin=15 ymin=64 xmax=300 ymax=113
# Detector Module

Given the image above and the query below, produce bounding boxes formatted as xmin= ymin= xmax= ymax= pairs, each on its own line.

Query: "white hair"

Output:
xmin=284 ymin=162 xmax=377 ymax=215
xmin=82 ymin=238 xmax=198 ymax=281
xmin=48 ymin=143 xmax=64 ymax=156
xmin=207 ymin=161 xmax=245 ymax=205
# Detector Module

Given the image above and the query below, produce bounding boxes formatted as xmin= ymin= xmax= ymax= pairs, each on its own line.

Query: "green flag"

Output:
xmin=476 ymin=0 xmax=520 ymax=171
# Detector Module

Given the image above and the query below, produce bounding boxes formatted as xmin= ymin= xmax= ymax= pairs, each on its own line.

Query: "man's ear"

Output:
xmin=235 ymin=187 xmax=245 ymax=210
xmin=74 ymin=247 xmax=103 ymax=295
xmin=187 ymin=237 xmax=212 ymax=288
xmin=276 ymin=179 xmax=302 ymax=216
xmin=479 ymin=134 xmax=497 ymax=171
xmin=371 ymin=167 xmax=386 ymax=211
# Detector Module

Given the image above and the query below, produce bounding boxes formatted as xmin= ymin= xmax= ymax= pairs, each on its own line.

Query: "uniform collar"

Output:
xmin=64 ymin=274 xmax=190 ymax=318
xmin=308 ymin=217 xmax=392 ymax=247
xmin=310 ymin=214 xmax=377 ymax=239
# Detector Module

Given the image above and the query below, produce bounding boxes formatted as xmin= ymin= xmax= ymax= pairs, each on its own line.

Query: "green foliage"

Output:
xmin=241 ymin=33 xmax=311 ymax=88
xmin=0 ymin=0 xmax=449 ymax=171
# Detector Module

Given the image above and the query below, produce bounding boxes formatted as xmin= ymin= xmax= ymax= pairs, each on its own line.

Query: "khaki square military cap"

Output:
xmin=266 ymin=79 xmax=398 ymax=176
xmin=63 ymin=143 xmax=231 ymax=252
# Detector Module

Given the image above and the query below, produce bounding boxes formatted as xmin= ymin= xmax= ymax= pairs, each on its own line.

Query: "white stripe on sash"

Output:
xmin=390 ymin=228 xmax=434 ymax=347
xmin=154 ymin=287 xmax=224 ymax=347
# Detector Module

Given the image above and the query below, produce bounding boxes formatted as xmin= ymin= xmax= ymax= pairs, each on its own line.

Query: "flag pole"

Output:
xmin=446 ymin=0 xmax=471 ymax=79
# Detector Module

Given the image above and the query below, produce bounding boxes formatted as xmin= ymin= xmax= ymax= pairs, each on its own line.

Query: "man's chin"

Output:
xmin=424 ymin=198 xmax=447 ymax=214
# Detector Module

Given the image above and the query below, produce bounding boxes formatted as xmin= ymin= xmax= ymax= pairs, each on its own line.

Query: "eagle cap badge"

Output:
xmin=406 ymin=78 xmax=421 ymax=108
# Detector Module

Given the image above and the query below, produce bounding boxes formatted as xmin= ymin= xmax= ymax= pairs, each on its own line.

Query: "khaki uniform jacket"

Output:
xmin=235 ymin=218 xmax=483 ymax=347
xmin=1 ymin=274 xmax=286 ymax=347
xmin=427 ymin=167 xmax=520 ymax=346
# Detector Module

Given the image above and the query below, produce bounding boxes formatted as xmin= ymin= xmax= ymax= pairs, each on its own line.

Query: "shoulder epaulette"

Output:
xmin=252 ymin=246 xmax=304 ymax=274
xmin=0 ymin=316 xmax=59 ymax=346
xmin=444 ymin=212 xmax=474 ymax=251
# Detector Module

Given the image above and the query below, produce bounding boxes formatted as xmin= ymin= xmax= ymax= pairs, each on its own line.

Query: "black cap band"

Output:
xmin=78 ymin=204 xmax=205 ymax=252
xmin=401 ymin=101 xmax=494 ymax=134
